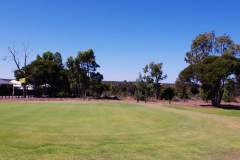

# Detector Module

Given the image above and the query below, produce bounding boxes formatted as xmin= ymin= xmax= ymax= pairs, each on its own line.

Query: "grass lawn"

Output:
xmin=0 ymin=102 xmax=240 ymax=160
xmin=170 ymin=104 xmax=240 ymax=117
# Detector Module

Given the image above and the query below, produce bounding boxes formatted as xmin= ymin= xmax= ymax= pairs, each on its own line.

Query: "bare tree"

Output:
xmin=8 ymin=44 xmax=30 ymax=98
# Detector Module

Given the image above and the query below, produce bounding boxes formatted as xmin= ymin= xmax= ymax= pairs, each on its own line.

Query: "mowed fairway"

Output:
xmin=0 ymin=102 xmax=240 ymax=160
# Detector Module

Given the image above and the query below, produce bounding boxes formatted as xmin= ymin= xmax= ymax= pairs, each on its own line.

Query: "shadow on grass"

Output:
xmin=200 ymin=104 xmax=240 ymax=110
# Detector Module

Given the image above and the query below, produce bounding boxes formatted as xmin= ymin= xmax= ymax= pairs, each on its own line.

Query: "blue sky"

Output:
xmin=1 ymin=0 xmax=240 ymax=82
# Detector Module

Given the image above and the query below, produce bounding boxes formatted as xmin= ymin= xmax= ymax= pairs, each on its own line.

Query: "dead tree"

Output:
xmin=8 ymin=45 xmax=29 ymax=98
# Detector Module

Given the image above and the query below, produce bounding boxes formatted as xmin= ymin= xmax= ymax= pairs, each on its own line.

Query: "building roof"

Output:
xmin=0 ymin=79 xmax=11 ymax=85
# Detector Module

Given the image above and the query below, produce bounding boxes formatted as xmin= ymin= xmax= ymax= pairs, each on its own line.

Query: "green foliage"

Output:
xmin=185 ymin=32 xmax=215 ymax=64
xmin=179 ymin=53 xmax=240 ymax=106
xmin=108 ymin=81 xmax=132 ymax=97
xmin=143 ymin=62 xmax=167 ymax=99
xmin=175 ymin=79 xmax=189 ymax=100
xmin=25 ymin=51 xmax=68 ymax=97
xmin=180 ymin=32 xmax=240 ymax=106
xmin=175 ymin=65 xmax=199 ymax=99
xmin=135 ymin=62 xmax=166 ymax=102
xmin=185 ymin=32 xmax=240 ymax=64
xmin=66 ymin=55 xmax=89 ymax=97
xmin=161 ymin=87 xmax=175 ymax=104
xmin=135 ymin=74 xmax=154 ymax=102
xmin=14 ymin=49 xmax=104 ymax=98
xmin=66 ymin=49 xmax=101 ymax=97
xmin=89 ymin=72 xmax=105 ymax=97
xmin=200 ymin=87 xmax=211 ymax=102
xmin=77 ymin=49 xmax=100 ymax=75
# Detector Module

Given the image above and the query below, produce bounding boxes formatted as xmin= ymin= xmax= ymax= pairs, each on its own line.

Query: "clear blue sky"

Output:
xmin=1 ymin=0 xmax=240 ymax=82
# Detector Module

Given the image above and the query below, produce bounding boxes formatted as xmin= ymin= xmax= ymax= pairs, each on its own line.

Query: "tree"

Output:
xmin=180 ymin=32 xmax=240 ymax=106
xmin=185 ymin=32 xmax=240 ymax=64
xmin=108 ymin=81 xmax=136 ymax=97
xmin=78 ymin=49 xmax=99 ymax=76
xmin=66 ymin=56 xmax=86 ymax=97
xmin=89 ymin=72 xmax=104 ymax=97
xmin=175 ymin=62 xmax=200 ymax=100
xmin=175 ymin=79 xmax=189 ymax=101
xmin=135 ymin=74 xmax=154 ymax=103
xmin=8 ymin=48 xmax=103 ymax=98
xmin=66 ymin=49 xmax=102 ymax=98
xmin=143 ymin=62 xmax=167 ymax=99
xmin=161 ymin=87 xmax=175 ymax=104
xmin=8 ymin=45 xmax=29 ymax=97
xmin=179 ymin=53 xmax=240 ymax=107
xmin=77 ymin=49 xmax=100 ymax=97
xmin=26 ymin=51 xmax=68 ymax=97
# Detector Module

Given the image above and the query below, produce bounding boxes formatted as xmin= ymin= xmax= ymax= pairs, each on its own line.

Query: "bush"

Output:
xmin=161 ymin=87 xmax=175 ymax=104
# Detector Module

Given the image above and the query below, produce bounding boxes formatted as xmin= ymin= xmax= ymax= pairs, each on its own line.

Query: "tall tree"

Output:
xmin=179 ymin=53 xmax=240 ymax=107
xmin=77 ymin=49 xmax=100 ymax=97
xmin=180 ymin=32 xmax=240 ymax=106
xmin=77 ymin=49 xmax=99 ymax=76
xmin=26 ymin=51 xmax=68 ymax=97
xmin=66 ymin=56 xmax=77 ymax=96
xmin=8 ymin=45 xmax=30 ymax=97
xmin=89 ymin=72 xmax=104 ymax=97
xmin=66 ymin=49 xmax=101 ymax=98
xmin=66 ymin=56 xmax=85 ymax=97
xmin=143 ymin=62 xmax=167 ymax=99
xmin=135 ymin=73 xmax=154 ymax=103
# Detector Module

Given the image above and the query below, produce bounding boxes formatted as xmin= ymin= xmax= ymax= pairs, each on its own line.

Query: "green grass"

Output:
xmin=169 ymin=104 xmax=240 ymax=117
xmin=0 ymin=102 xmax=240 ymax=160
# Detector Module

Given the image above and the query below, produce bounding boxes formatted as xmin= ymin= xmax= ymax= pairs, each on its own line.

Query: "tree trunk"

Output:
xmin=23 ymin=84 xmax=27 ymax=98
xmin=156 ymin=85 xmax=161 ymax=100
xmin=211 ymin=89 xmax=223 ymax=107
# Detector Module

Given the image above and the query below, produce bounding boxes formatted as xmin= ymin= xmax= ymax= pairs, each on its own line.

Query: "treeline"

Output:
xmin=14 ymin=49 xmax=110 ymax=98
xmin=103 ymin=80 xmax=175 ymax=103
xmin=11 ymin=31 xmax=240 ymax=107
xmin=101 ymin=32 xmax=240 ymax=106
xmin=12 ymin=48 xmax=176 ymax=102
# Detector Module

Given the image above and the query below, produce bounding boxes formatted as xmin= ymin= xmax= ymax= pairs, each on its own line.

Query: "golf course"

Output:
xmin=0 ymin=101 xmax=240 ymax=160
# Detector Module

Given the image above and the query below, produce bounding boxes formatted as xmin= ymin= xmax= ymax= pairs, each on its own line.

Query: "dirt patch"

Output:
xmin=216 ymin=151 xmax=240 ymax=160
xmin=225 ymin=152 xmax=240 ymax=160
